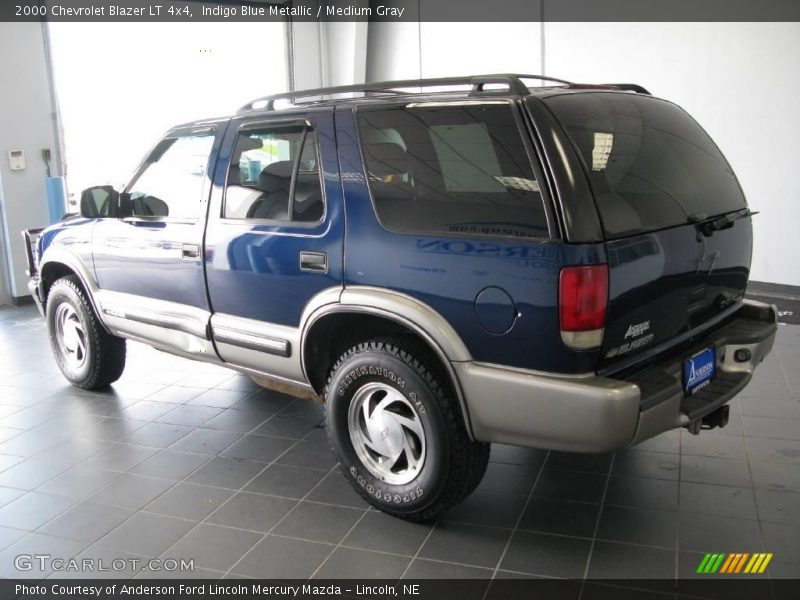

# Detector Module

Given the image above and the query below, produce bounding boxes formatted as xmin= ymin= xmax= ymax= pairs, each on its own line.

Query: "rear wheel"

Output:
xmin=325 ymin=337 xmax=489 ymax=521
xmin=46 ymin=276 xmax=126 ymax=390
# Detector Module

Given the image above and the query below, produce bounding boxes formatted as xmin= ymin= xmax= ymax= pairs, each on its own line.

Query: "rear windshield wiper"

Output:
xmin=689 ymin=208 xmax=757 ymax=236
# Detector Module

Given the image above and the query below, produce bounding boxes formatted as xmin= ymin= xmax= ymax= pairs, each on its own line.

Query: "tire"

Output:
xmin=325 ymin=337 xmax=489 ymax=521
xmin=46 ymin=276 xmax=126 ymax=390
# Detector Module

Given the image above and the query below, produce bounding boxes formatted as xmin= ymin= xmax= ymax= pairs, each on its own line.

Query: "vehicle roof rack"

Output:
xmin=567 ymin=82 xmax=652 ymax=95
xmin=237 ymin=73 xmax=573 ymax=113
xmin=236 ymin=74 xmax=649 ymax=113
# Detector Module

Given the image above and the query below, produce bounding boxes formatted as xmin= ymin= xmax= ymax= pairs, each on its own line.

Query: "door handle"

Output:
xmin=300 ymin=251 xmax=327 ymax=273
xmin=182 ymin=244 xmax=201 ymax=260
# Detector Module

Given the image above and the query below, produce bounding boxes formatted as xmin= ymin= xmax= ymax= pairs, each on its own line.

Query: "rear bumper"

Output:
xmin=456 ymin=300 xmax=778 ymax=452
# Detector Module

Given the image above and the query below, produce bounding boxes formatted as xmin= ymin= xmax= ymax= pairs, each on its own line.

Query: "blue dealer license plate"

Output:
xmin=684 ymin=347 xmax=716 ymax=394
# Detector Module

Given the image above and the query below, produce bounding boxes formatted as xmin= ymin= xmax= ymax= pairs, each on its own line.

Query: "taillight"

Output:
xmin=559 ymin=264 xmax=608 ymax=350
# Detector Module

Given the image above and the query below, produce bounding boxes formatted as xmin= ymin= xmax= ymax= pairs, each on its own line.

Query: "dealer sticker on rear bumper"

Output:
xmin=684 ymin=347 xmax=716 ymax=394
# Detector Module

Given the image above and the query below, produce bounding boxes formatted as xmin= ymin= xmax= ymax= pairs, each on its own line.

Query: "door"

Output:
xmin=204 ymin=109 xmax=343 ymax=382
xmin=92 ymin=125 xmax=220 ymax=347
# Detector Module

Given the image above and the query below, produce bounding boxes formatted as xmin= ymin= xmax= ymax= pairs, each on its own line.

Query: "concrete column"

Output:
xmin=0 ymin=22 xmax=62 ymax=301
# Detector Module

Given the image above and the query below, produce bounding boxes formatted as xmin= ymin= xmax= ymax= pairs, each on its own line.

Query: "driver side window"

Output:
xmin=125 ymin=134 xmax=215 ymax=219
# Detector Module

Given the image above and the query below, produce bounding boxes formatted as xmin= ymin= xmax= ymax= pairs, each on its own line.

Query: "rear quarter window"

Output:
xmin=544 ymin=93 xmax=746 ymax=239
xmin=357 ymin=103 xmax=549 ymax=240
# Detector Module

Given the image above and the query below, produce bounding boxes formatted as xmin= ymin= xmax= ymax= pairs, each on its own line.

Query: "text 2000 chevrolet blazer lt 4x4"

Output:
xmin=24 ymin=75 xmax=777 ymax=520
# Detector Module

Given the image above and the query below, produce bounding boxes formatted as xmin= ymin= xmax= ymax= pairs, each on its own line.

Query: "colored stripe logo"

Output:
xmin=696 ymin=553 xmax=773 ymax=574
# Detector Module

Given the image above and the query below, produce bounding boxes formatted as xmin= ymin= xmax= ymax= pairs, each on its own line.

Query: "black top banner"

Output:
xmin=2 ymin=0 xmax=800 ymax=22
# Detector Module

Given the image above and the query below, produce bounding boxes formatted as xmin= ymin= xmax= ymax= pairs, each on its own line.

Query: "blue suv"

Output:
xmin=24 ymin=75 xmax=777 ymax=520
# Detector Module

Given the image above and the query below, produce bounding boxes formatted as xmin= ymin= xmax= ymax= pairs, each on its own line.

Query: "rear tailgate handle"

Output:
xmin=300 ymin=251 xmax=327 ymax=273
xmin=182 ymin=244 xmax=200 ymax=260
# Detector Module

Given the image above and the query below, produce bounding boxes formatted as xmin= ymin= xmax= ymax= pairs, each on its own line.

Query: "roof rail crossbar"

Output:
xmin=567 ymin=82 xmax=651 ymax=95
xmin=236 ymin=73 xmax=574 ymax=113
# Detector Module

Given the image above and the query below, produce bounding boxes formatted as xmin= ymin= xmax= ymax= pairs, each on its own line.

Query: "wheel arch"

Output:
xmin=39 ymin=253 xmax=107 ymax=332
xmin=301 ymin=287 xmax=475 ymax=438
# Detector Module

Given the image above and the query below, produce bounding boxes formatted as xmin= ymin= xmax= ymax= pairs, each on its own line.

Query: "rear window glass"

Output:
xmin=544 ymin=93 xmax=746 ymax=239
xmin=357 ymin=104 xmax=548 ymax=239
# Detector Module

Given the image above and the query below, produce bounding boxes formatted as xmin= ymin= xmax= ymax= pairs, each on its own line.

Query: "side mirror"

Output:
xmin=80 ymin=185 xmax=118 ymax=218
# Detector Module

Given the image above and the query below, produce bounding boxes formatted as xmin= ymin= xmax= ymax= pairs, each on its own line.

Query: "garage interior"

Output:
xmin=0 ymin=16 xmax=799 ymax=587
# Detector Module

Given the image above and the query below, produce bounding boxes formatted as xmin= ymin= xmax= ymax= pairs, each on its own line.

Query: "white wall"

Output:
xmin=0 ymin=22 xmax=59 ymax=298
xmin=365 ymin=22 xmax=800 ymax=286
xmin=544 ymin=22 xmax=800 ymax=286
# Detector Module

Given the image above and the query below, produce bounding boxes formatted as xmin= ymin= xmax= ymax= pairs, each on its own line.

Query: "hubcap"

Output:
xmin=54 ymin=303 xmax=87 ymax=370
xmin=348 ymin=382 xmax=426 ymax=485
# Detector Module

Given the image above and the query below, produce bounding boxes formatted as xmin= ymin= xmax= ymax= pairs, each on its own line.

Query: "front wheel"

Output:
xmin=46 ymin=276 xmax=127 ymax=390
xmin=325 ymin=337 xmax=489 ymax=521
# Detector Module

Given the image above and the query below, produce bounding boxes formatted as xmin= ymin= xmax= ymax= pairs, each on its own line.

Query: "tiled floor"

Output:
xmin=0 ymin=305 xmax=798 ymax=582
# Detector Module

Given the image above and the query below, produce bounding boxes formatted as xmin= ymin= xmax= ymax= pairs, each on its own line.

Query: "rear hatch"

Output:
xmin=544 ymin=92 xmax=752 ymax=371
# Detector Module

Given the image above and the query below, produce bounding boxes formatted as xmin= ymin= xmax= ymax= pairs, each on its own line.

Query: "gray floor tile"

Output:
xmin=244 ymin=464 xmax=326 ymax=499
xmin=532 ymin=469 xmax=607 ymax=503
xmin=545 ymin=452 xmax=613 ymax=474
xmin=80 ymin=443 xmax=159 ymax=472
xmin=120 ymin=401 xmax=178 ymax=422
xmin=186 ymin=457 xmax=266 ymax=489
xmin=680 ymin=455 xmax=751 ymax=487
xmin=98 ymin=512 xmax=195 ymax=556
xmin=760 ymin=522 xmax=800 ymax=565
xmin=680 ymin=431 xmax=748 ymax=460
xmin=586 ymin=541 xmax=675 ymax=588
xmin=131 ymin=450 xmax=210 ymax=480
xmin=754 ymin=489 xmax=800 ymax=524
xmin=37 ymin=465 xmax=122 ymax=499
xmin=188 ymin=389 xmax=250 ymax=409
xmin=305 ymin=471 xmax=370 ymax=509
xmin=0 ymin=491 xmax=75 ymax=530
xmin=477 ymin=462 xmax=539 ymax=496
xmin=145 ymin=482 xmax=234 ymax=520
xmin=314 ymin=546 xmax=409 ymax=579
xmin=253 ymin=414 xmax=323 ymax=439
xmin=419 ymin=522 xmax=511 ymax=569
xmin=275 ymin=440 xmax=337 ymax=470
xmin=272 ymin=501 xmax=363 ymax=544
xmin=0 ymin=458 xmax=70 ymax=489
xmin=0 ymin=533 xmax=87 ymax=579
xmin=746 ymin=436 xmax=800 ymax=465
xmin=202 ymin=409 xmax=273 ymax=433
xmin=0 ymin=486 xmax=24 ymax=507
xmin=206 ymin=491 xmax=296 ymax=532
xmin=500 ymin=530 xmax=591 ymax=578
xmin=343 ymin=510 xmax=432 ymax=556
xmin=678 ymin=513 xmax=763 ymax=552
xmin=443 ymin=490 xmax=526 ymax=528
xmin=156 ymin=405 xmax=224 ymax=428
xmin=679 ymin=481 xmax=758 ymax=520
xmin=403 ymin=558 xmax=493 ymax=579
xmin=89 ymin=473 xmax=176 ymax=510
xmin=221 ymin=435 xmax=296 ymax=463
xmin=613 ymin=450 xmax=680 ymax=481
xmin=39 ymin=502 xmax=134 ymax=542
xmin=0 ymin=525 xmax=27 ymax=551
xmin=230 ymin=534 xmax=331 ymax=578
xmin=749 ymin=460 xmax=800 ymax=493
xmin=596 ymin=505 xmax=677 ymax=548
xmin=164 ymin=523 xmax=262 ymax=571
xmin=605 ymin=475 xmax=679 ymax=512
xmin=518 ymin=497 xmax=600 ymax=538
xmin=169 ymin=428 xmax=243 ymax=455
xmin=123 ymin=423 xmax=194 ymax=448
xmin=489 ymin=444 xmax=547 ymax=467
xmin=743 ymin=416 xmax=800 ymax=440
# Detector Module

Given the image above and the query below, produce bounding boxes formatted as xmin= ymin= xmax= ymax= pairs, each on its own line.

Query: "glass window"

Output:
xmin=544 ymin=93 xmax=747 ymax=239
xmin=224 ymin=124 xmax=323 ymax=222
xmin=357 ymin=104 xmax=548 ymax=239
xmin=125 ymin=134 xmax=214 ymax=220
